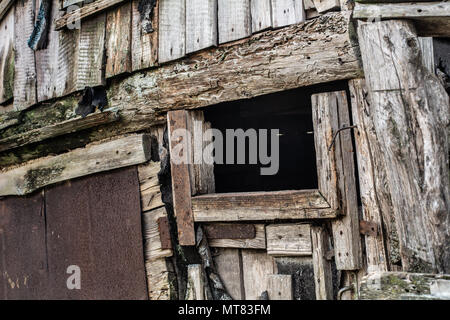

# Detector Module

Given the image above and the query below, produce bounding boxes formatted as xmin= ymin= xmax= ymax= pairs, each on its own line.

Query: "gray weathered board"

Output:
xmin=271 ymin=0 xmax=305 ymax=28
xmin=159 ymin=0 xmax=186 ymax=63
xmin=186 ymin=0 xmax=217 ymax=54
xmin=0 ymin=6 xmax=14 ymax=104
xmin=0 ymin=167 xmax=148 ymax=299
xmin=251 ymin=0 xmax=272 ymax=33
xmin=218 ymin=0 xmax=251 ymax=44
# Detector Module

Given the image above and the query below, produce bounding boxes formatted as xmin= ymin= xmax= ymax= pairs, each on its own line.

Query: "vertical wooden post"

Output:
xmin=358 ymin=20 xmax=450 ymax=273
xmin=167 ymin=110 xmax=195 ymax=245
xmin=311 ymin=225 xmax=334 ymax=300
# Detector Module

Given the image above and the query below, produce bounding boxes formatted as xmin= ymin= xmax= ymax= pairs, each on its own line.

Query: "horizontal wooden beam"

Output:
xmin=54 ymin=0 xmax=128 ymax=31
xmin=0 ymin=134 xmax=151 ymax=196
xmin=192 ymin=190 xmax=338 ymax=222
xmin=354 ymin=2 xmax=450 ymax=37
xmin=206 ymin=224 xmax=266 ymax=249
xmin=0 ymin=111 xmax=120 ymax=152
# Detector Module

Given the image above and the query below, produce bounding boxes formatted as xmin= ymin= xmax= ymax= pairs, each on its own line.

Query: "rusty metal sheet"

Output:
xmin=157 ymin=216 xmax=172 ymax=250
xmin=204 ymin=224 xmax=256 ymax=240
xmin=0 ymin=192 xmax=49 ymax=300
xmin=44 ymin=167 xmax=148 ymax=299
xmin=359 ymin=220 xmax=378 ymax=237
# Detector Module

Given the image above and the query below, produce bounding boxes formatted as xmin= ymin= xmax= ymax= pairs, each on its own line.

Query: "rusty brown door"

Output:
xmin=0 ymin=167 xmax=148 ymax=299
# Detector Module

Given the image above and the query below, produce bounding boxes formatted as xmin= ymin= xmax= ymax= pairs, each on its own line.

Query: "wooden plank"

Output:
xmin=54 ymin=0 xmax=129 ymax=30
xmin=145 ymin=259 xmax=173 ymax=300
xmin=251 ymin=0 xmax=272 ymax=33
xmin=349 ymin=79 xmax=389 ymax=273
xmin=76 ymin=14 xmax=106 ymax=89
xmin=214 ymin=248 xmax=244 ymax=299
xmin=358 ymin=20 xmax=450 ymax=273
xmin=186 ymin=110 xmax=215 ymax=196
xmin=418 ymin=37 xmax=435 ymax=74
xmin=186 ymin=264 xmax=205 ymax=300
xmin=267 ymin=274 xmax=293 ymax=300
xmin=0 ymin=111 xmax=120 ymax=153
xmin=311 ymin=224 xmax=334 ymax=300
xmin=139 ymin=161 xmax=164 ymax=212
xmin=241 ymin=250 xmax=275 ymax=300
xmin=218 ymin=0 xmax=251 ymax=44
xmin=312 ymin=0 xmax=339 ymax=13
xmin=312 ymin=91 xmax=362 ymax=270
xmin=207 ymin=224 xmax=266 ymax=249
xmin=186 ymin=0 xmax=217 ymax=54
xmin=143 ymin=207 xmax=173 ymax=261
xmin=13 ymin=0 xmax=37 ymax=111
xmin=0 ymin=6 xmax=14 ymax=104
xmin=0 ymin=134 xmax=152 ymax=196
xmin=158 ymin=0 xmax=186 ymax=63
xmin=105 ymin=3 xmax=132 ymax=78
xmin=131 ymin=0 xmax=158 ymax=71
xmin=266 ymin=223 xmax=312 ymax=256
xmin=0 ymin=192 xmax=48 ymax=299
xmin=271 ymin=0 xmax=305 ymax=28
xmin=0 ymin=0 xmax=14 ymax=22
xmin=167 ymin=110 xmax=195 ymax=245
xmin=192 ymin=190 xmax=337 ymax=222
xmin=43 ymin=167 xmax=148 ymax=299
xmin=354 ymin=2 xmax=450 ymax=37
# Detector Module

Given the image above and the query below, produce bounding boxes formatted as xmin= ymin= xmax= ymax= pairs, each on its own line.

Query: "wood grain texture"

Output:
xmin=0 ymin=134 xmax=152 ymax=196
xmin=214 ymin=248 xmax=244 ymax=299
xmin=218 ymin=0 xmax=251 ymax=44
xmin=349 ymin=79 xmax=389 ymax=273
xmin=186 ymin=264 xmax=205 ymax=300
xmin=142 ymin=207 xmax=173 ymax=261
xmin=251 ymin=0 xmax=272 ymax=33
xmin=267 ymin=274 xmax=293 ymax=300
xmin=418 ymin=37 xmax=435 ymax=74
xmin=311 ymin=224 xmax=334 ymax=300
xmin=0 ymin=0 xmax=14 ymax=22
xmin=145 ymin=259 xmax=173 ymax=300
xmin=77 ymin=14 xmax=106 ymax=89
xmin=0 ymin=6 xmax=14 ymax=104
xmin=241 ymin=250 xmax=275 ymax=300
xmin=167 ymin=110 xmax=195 ymax=245
xmin=266 ymin=223 xmax=312 ymax=256
xmin=192 ymin=190 xmax=338 ymax=222
xmin=105 ymin=3 xmax=132 ymax=78
xmin=131 ymin=0 xmax=158 ymax=71
xmin=271 ymin=0 xmax=305 ymax=28
xmin=55 ymin=0 xmax=129 ymax=30
xmin=312 ymin=0 xmax=340 ymax=13
xmin=13 ymin=0 xmax=37 ymax=111
xmin=358 ymin=20 xmax=450 ymax=273
xmin=186 ymin=0 xmax=217 ymax=54
xmin=207 ymin=224 xmax=266 ymax=249
xmin=312 ymin=91 xmax=362 ymax=270
xmin=138 ymin=161 xmax=164 ymax=212
xmin=159 ymin=0 xmax=185 ymax=63
xmin=0 ymin=111 xmax=120 ymax=153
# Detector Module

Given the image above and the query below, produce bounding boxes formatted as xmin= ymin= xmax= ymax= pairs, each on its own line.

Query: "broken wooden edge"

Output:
xmin=353 ymin=2 xmax=450 ymax=37
xmin=0 ymin=110 xmax=120 ymax=153
xmin=0 ymin=133 xmax=151 ymax=196
xmin=192 ymin=189 xmax=339 ymax=222
xmin=54 ymin=0 xmax=128 ymax=31
xmin=0 ymin=0 xmax=14 ymax=22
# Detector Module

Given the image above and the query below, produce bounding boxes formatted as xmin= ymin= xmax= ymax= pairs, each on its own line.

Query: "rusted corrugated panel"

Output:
xmin=0 ymin=192 xmax=49 ymax=300
xmin=44 ymin=167 xmax=148 ymax=299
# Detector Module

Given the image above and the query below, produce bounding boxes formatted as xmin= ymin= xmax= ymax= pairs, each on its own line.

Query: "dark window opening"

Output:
xmin=204 ymin=81 xmax=349 ymax=193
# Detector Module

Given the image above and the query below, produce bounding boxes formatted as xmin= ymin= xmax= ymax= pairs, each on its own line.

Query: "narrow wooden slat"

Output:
xmin=13 ymin=0 xmax=37 ymax=111
xmin=311 ymin=224 xmax=334 ymax=300
xmin=131 ymin=0 xmax=158 ymax=71
xmin=159 ymin=0 xmax=186 ymax=63
xmin=242 ymin=250 xmax=275 ymax=300
xmin=267 ymin=274 xmax=293 ymax=300
xmin=55 ymin=0 xmax=129 ymax=30
xmin=186 ymin=0 xmax=217 ymax=54
xmin=312 ymin=0 xmax=340 ymax=13
xmin=207 ymin=224 xmax=266 ymax=249
xmin=145 ymin=259 xmax=173 ymax=300
xmin=167 ymin=110 xmax=195 ymax=245
xmin=76 ymin=14 xmax=106 ymax=89
xmin=0 ymin=6 xmax=14 ymax=104
xmin=186 ymin=264 xmax=205 ymax=300
xmin=214 ymin=248 xmax=244 ymax=299
xmin=218 ymin=0 xmax=251 ymax=44
xmin=192 ymin=190 xmax=337 ymax=222
xmin=251 ymin=0 xmax=272 ymax=33
xmin=105 ymin=3 xmax=132 ymax=78
xmin=418 ymin=37 xmax=435 ymax=73
xmin=266 ymin=223 xmax=312 ymax=256
xmin=0 ymin=111 xmax=120 ymax=152
xmin=0 ymin=0 xmax=14 ymax=22
xmin=271 ymin=0 xmax=305 ymax=28
xmin=0 ymin=134 xmax=152 ymax=196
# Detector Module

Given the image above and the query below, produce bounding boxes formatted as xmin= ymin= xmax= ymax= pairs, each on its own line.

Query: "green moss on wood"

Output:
xmin=24 ymin=165 xmax=65 ymax=192
xmin=2 ymin=46 xmax=14 ymax=101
